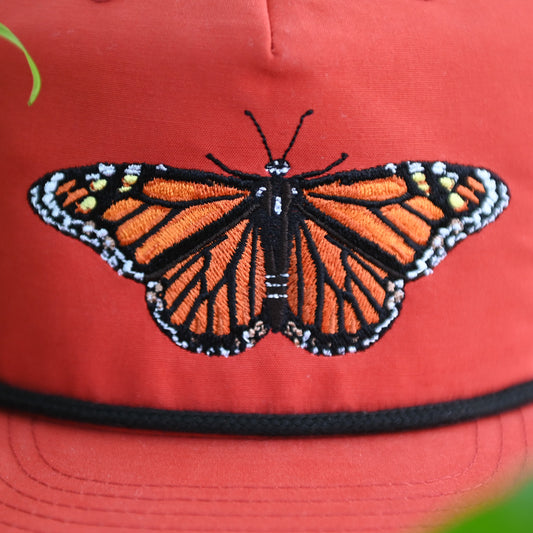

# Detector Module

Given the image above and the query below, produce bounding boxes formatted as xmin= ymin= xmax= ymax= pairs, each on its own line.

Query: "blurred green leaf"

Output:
xmin=0 ymin=22 xmax=41 ymax=105
xmin=435 ymin=478 xmax=533 ymax=533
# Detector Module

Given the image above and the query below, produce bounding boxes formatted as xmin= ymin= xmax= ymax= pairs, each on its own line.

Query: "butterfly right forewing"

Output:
xmin=284 ymin=161 xmax=509 ymax=355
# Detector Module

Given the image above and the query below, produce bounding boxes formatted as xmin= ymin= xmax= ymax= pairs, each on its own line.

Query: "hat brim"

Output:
xmin=1 ymin=404 xmax=532 ymax=533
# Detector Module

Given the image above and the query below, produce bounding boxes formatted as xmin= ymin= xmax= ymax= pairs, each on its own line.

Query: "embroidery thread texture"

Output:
xmin=28 ymin=114 xmax=509 ymax=356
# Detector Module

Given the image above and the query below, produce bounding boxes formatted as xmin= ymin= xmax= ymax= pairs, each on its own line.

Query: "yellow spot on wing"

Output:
xmin=439 ymin=177 xmax=455 ymax=190
xmin=77 ymin=196 xmax=96 ymax=213
xmin=412 ymin=172 xmax=430 ymax=194
xmin=90 ymin=179 xmax=107 ymax=192
xmin=123 ymin=174 xmax=138 ymax=186
xmin=449 ymin=192 xmax=466 ymax=210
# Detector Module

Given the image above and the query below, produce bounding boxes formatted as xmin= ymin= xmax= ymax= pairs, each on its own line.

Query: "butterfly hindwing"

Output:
xmin=284 ymin=217 xmax=405 ymax=355
xmin=146 ymin=220 xmax=269 ymax=355
xmin=284 ymin=161 xmax=509 ymax=354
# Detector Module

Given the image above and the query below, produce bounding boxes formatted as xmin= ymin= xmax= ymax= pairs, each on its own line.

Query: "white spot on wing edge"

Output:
xmin=405 ymin=168 xmax=509 ymax=279
xmin=98 ymin=163 xmax=116 ymax=177
xmin=408 ymin=161 xmax=424 ymax=173
xmin=432 ymin=161 xmax=446 ymax=175
xmin=125 ymin=164 xmax=142 ymax=175
xmin=30 ymin=175 xmax=146 ymax=283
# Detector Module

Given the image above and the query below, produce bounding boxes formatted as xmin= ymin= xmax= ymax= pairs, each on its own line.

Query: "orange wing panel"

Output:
xmin=143 ymin=178 xmax=248 ymax=201
xmin=306 ymin=196 xmax=415 ymax=264
xmin=116 ymin=206 xmax=171 ymax=246
xmin=306 ymin=176 xmax=407 ymax=201
xmin=135 ymin=198 xmax=243 ymax=265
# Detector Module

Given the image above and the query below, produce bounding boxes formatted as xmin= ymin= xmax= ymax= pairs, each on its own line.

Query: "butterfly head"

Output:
xmin=207 ymin=110 xmax=347 ymax=180
xmin=265 ymin=159 xmax=291 ymax=177
xmin=245 ymin=109 xmax=314 ymax=179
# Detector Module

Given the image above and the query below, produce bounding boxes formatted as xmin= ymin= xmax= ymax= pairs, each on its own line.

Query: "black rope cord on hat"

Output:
xmin=1 ymin=379 xmax=533 ymax=436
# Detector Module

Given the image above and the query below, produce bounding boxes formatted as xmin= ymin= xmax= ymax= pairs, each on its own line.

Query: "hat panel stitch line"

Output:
xmin=6 ymin=415 xmax=487 ymax=499
xmin=11 ymin=424 xmax=501 ymax=503
xmin=0 ymin=411 xmax=528 ymax=533
xmin=28 ymin=418 xmax=482 ymax=490
xmin=0 ymin=412 xmax=528 ymax=520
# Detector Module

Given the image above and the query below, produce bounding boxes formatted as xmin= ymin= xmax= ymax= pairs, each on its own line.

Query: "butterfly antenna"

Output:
xmin=282 ymin=109 xmax=314 ymax=160
xmin=244 ymin=110 xmax=273 ymax=162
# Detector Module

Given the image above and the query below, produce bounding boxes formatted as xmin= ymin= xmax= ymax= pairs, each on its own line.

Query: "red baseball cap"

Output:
xmin=1 ymin=1 xmax=532 ymax=532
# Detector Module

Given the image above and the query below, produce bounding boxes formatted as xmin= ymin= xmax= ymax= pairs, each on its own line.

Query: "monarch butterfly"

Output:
xmin=29 ymin=110 xmax=509 ymax=356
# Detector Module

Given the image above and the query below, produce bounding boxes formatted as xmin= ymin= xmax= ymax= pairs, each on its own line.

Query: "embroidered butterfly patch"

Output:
xmin=29 ymin=110 xmax=509 ymax=356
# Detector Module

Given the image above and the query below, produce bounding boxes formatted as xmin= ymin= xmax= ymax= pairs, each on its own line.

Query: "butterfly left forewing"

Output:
xmin=29 ymin=162 xmax=268 ymax=355
xmin=298 ymin=161 xmax=509 ymax=280
xmin=29 ymin=162 xmax=256 ymax=280
xmin=285 ymin=161 xmax=509 ymax=354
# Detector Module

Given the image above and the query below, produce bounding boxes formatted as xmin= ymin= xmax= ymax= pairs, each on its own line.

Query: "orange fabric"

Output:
xmin=164 ymin=220 xmax=256 ymax=332
xmin=1 ymin=1 xmax=533 ymax=532
xmin=404 ymin=197 xmax=444 ymax=220
xmin=116 ymin=205 xmax=171 ymax=246
xmin=456 ymin=184 xmax=481 ymax=205
xmin=287 ymin=240 xmax=301 ymax=317
xmin=205 ymin=221 xmax=247 ymax=292
xmin=235 ymin=230 xmax=253 ymax=324
xmin=296 ymin=230 xmax=318 ymax=324
xmin=346 ymin=254 xmax=387 ymax=304
xmin=308 ymin=223 xmax=345 ymax=287
xmin=213 ymin=285 xmax=231 ymax=335
xmin=164 ymin=258 xmax=204 ymax=311
xmin=306 ymin=221 xmax=380 ymax=326
xmin=253 ymin=235 xmax=267 ymax=317
xmin=467 ymin=176 xmax=486 ymax=193
xmin=190 ymin=300 xmax=208 ymax=335
xmin=321 ymin=284 xmax=338 ymax=334
xmin=171 ymin=283 xmax=202 ymax=327
xmin=343 ymin=299 xmax=361 ymax=333
xmin=61 ymin=186 xmax=88 ymax=207
xmin=381 ymin=204 xmax=432 ymax=245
